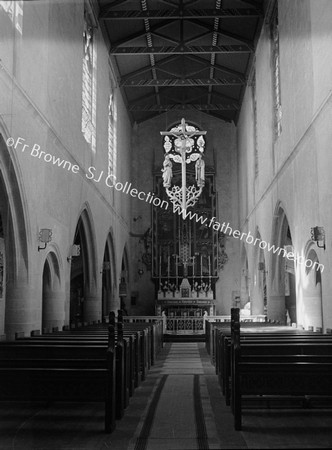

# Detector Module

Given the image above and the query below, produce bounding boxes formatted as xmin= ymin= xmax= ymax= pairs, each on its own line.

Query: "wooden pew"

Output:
xmin=228 ymin=309 xmax=332 ymax=430
xmin=11 ymin=312 xmax=162 ymax=421
xmin=219 ymin=332 xmax=332 ymax=405
xmin=0 ymin=326 xmax=116 ymax=433
xmin=13 ymin=327 xmax=140 ymax=419
xmin=210 ymin=314 xmax=326 ymax=394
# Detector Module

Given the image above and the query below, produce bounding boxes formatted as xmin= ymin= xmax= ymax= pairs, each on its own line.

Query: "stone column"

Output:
xmin=83 ymin=288 xmax=101 ymax=323
xmin=251 ymin=280 xmax=265 ymax=315
xmin=42 ymin=289 xmax=66 ymax=331
xmin=5 ymin=279 xmax=40 ymax=340
xmin=267 ymin=295 xmax=286 ymax=324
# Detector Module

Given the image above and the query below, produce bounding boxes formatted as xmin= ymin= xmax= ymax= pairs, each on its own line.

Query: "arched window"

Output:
xmin=82 ymin=6 xmax=97 ymax=152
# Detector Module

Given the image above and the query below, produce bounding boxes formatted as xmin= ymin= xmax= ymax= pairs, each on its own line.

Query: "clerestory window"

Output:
xmin=271 ymin=5 xmax=282 ymax=139
xmin=0 ymin=1 xmax=23 ymax=34
xmin=82 ymin=8 xmax=97 ymax=152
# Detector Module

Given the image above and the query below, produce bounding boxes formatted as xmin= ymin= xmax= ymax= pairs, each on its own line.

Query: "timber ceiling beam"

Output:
xmin=101 ymin=0 xmax=132 ymax=14
xmin=188 ymin=18 xmax=255 ymax=50
xmin=212 ymin=89 xmax=239 ymax=104
xmin=159 ymin=0 xmax=202 ymax=6
xmin=99 ymin=8 xmax=262 ymax=20
xmin=110 ymin=19 xmax=175 ymax=47
xmin=239 ymin=0 xmax=263 ymax=8
xmin=109 ymin=44 xmax=252 ymax=55
xmin=120 ymin=78 xmax=245 ymax=87
xmin=121 ymin=55 xmax=180 ymax=81
xmin=129 ymin=89 xmax=170 ymax=106
xmin=185 ymin=54 xmax=246 ymax=80
xmin=128 ymin=103 xmax=240 ymax=111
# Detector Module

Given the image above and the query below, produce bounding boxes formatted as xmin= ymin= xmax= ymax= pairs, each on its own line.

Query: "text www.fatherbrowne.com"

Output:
xmin=173 ymin=205 xmax=324 ymax=272
xmin=7 ymin=135 xmax=324 ymax=272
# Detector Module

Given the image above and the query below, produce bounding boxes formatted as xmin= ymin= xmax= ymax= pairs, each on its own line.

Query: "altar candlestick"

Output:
xmin=176 ymin=255 xmax=178 ymax=288
xmin=208 ymin=255 xmax=211 ymax=276
xmin=167 ymin=255 xmax=170 ymax=282
xmin=200 ymin=255 xmax=203 ymax=278
xmin=159 ymin=255 xmax=162 ymax=290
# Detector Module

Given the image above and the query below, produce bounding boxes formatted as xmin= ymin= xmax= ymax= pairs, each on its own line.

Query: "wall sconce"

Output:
xmin=38 ymin=228 xmax=52 ymax=251
xmin=258 ymin=262 xmax=268 ymax=274
xmin=100 ymin=261 xmax=110 ymax=274
xmin=67 ymin=244 xmax=81 ymax=262
xmin=311 ymin=226 xmax=326 ymax=250
xmin=119 ymin=278 xmax=127 ymax=297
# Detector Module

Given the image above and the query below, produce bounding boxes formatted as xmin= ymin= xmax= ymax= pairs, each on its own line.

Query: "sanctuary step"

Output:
xmin=163 ymin=333 xmax=206 ymax=342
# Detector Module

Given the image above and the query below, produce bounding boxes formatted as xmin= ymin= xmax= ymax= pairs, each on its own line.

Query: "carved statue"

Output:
xmin=162 ymin=155 xmax=173 ymax=187
xmin=195 ymin=156 xmax=205 ymax=187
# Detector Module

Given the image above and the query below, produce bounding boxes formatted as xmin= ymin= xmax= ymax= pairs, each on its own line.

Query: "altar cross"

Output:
xmin=160 ymin=118 xmax=206 ymax=219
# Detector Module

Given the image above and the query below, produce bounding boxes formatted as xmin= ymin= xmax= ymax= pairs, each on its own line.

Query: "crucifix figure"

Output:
xmin=160 ymin=118 xmax=207 ymax=219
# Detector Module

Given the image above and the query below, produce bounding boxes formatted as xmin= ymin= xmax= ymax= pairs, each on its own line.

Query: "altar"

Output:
xmin=151 ymin=119 xmax=228 ymax=335
xmin=156 ymin=277 xmax=216 ymax=334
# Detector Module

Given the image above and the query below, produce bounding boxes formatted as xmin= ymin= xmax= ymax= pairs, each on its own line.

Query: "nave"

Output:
xmin=1 ymin=342 xmax=332 ymax=450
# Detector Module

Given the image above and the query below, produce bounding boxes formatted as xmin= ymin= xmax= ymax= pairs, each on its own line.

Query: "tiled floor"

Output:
xmin=1 ymin=343 xmax=332 ymax=449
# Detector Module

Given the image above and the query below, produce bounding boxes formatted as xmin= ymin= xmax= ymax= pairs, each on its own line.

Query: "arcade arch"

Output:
xmin=119 ymin=246 xmax=130 ymax=314
xmin=41 ymin=250 xmax=64 ymax=331
xmin=239 ymin=245 xmax=250 ymax=310
xmin=251 ymin=229 xmax=267 ymax=315
xmin=101 ymin=232 xmax=116 ymax=319
xmin=299 ymin=244 xmax=323 ymax=331
xmin=69 ymin=208 xmax=98 ymax=324
xmin=0 ymin=132 xmax=30 ymax=338
xmin=269 ymin=203 xmax=296 ymax=324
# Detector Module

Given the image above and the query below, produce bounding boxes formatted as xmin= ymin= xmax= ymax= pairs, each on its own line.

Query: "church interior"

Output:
xmin=1 ymin=0 xmax=332 ymax=448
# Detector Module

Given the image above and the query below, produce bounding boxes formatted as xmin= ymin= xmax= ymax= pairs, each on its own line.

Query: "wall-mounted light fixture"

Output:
xmin=258 ymin=262 xmax=268 ymax=274
xmin=119 ymin=278 xmax=127 ymax=297
xmin=311 ymin=226 xmax=326 ymax=250
xmin=67 ymin=244 xmax=81 ymax=262
xmin=258 ymin=262 xmax=265 ymax=271
xmin=38 ymin=228 xmax=52 ymax=251
xmin=100 ymin=261 xmax=110 ymax=274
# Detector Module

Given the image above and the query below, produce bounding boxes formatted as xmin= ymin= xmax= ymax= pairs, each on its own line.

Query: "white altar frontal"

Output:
xmin=156 ymin=277 xmax=215 ymax=334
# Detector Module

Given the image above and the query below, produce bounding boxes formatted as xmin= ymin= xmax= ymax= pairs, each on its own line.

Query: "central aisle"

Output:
xmin=127 ymin=343 xmax=225 ymax=450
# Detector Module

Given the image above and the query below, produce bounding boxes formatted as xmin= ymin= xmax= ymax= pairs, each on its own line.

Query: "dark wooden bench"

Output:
xmin=221 ymin=334 xmax=332 ymax=405
xmin=12 ymin=328 xmax=143 ymax=419
xmin=227 ymin=309 xmax=332 ymax=430
xmin=206 ymin=320 xmax=283 ymax=367
xmin=0 ymin=326 xmax=116 ymax=433
xmin=9 ymin=312 xmax=162 ymax=422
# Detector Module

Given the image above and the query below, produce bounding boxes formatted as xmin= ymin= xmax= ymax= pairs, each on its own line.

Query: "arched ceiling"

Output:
xmin=97 ymin=0 xmax=267 ymax=124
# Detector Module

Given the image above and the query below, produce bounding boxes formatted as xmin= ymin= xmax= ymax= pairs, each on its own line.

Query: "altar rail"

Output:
xmin=122 ymin=315 xmax=266 ymax=336
xmin=205 ymin=315 xmax=267 ymax=323
xmin=165 ymin=317 xmax=205 ymax=334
